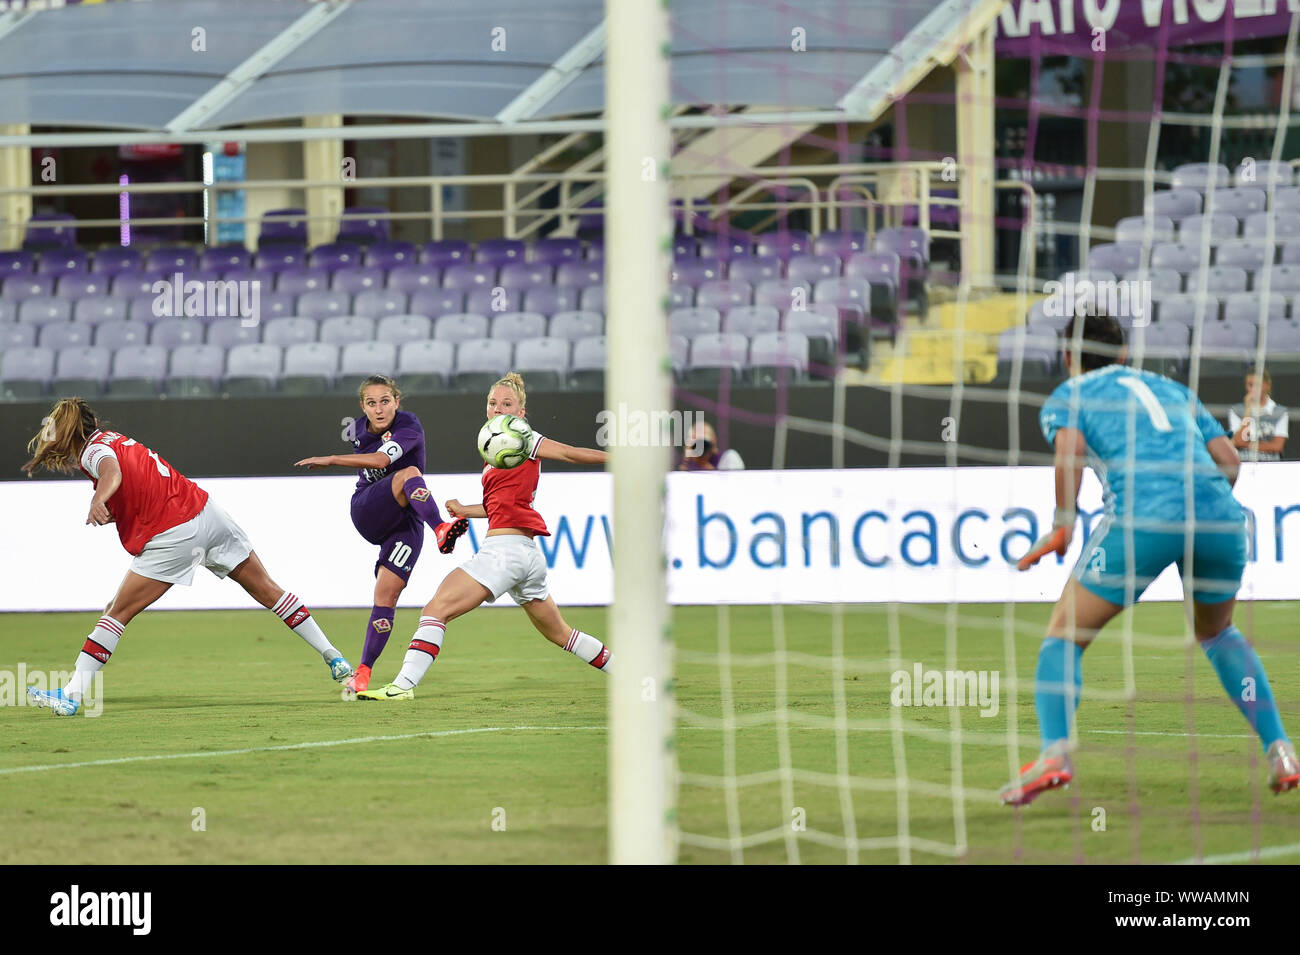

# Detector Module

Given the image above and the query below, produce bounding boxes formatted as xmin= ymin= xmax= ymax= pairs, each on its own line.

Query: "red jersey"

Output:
xmin=482 ymin=431 xmax=549 ymax=536
xmin=78 ymin=430 xmax=209 ymax=556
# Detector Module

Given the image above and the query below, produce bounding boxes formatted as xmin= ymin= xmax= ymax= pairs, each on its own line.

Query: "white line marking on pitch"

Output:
xmin=1172 ymin=841 xmax=1300 ymax=865
xmin=0 ymin=724 xmax=605 ymax=776
xmin=1089 ymin=729 xmax=1253 ymax=739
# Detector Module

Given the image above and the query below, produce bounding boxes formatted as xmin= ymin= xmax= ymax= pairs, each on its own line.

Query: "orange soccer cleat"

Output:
xmin=998 ymin=742 xmax=1073 ymax=807
xmin=345 ymin=664 xmax=372 ymax=695
xmin=435 ymin=517 xmax=470 ymax=555
xmin=1268 ymin=740 xmax=1300 ymax=794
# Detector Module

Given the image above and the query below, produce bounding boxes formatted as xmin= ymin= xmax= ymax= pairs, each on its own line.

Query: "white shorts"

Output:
xmin=460 ymin=534 xmax=549 ymax=606
xmin=130 ymin=500 xmax=254 ymax=586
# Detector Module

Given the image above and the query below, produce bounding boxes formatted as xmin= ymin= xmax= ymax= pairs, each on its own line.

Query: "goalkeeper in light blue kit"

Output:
xmin=1000 ymin=312 xmax=1299 ymax=806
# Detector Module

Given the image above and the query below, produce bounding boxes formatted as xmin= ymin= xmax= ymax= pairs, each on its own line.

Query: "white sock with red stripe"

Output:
xmin=65 ymin=614 xmax=124 ymax=700
xmin=393 ymin=617 xmax=446 ymax=690
xmin=272 ymin=591 xmax=339 ymax=661
xmin=564 ymin=629 xmax=612 ymax=672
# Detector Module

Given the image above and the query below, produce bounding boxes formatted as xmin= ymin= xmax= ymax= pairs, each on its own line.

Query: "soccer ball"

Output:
xmin=478 ymin=414 xmax=532 ymax=469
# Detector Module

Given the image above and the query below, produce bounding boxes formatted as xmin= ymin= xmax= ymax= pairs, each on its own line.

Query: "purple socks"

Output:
xmin=361 ymin=606 xmax=396 ymax=669
xmin=402 ymin=476 xmax=445 ymax=529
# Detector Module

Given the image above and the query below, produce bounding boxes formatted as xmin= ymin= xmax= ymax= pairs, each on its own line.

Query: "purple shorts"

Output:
xmin=350 ymin=480 xmax=424 ymax=582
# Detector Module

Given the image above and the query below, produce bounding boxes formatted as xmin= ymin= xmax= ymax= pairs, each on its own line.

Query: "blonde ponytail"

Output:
xmin=22 ymin=397 xmax=99 ymax=476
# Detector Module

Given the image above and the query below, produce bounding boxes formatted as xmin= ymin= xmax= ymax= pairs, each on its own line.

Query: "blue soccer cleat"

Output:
xmin=28 ymin=686 xmax=80 ymax=717
xmin=328 ymin=656 xmax=355 ymax=683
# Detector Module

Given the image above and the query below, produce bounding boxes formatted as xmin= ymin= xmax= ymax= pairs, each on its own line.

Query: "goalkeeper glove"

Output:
xmin=1016 ymin=507 xmax=1076 ymax=571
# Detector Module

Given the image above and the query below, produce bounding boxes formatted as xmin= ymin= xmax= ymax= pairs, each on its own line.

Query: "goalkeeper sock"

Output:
xmin=563 ymin=629 xmax=612 ymax=672
xmin=402 ymin=476 xmax=444 ymax=530
xmin=1034 ymin=637 xmax=1083 ymax=749
xmin=1201 ymin=625 xmax=1288 ymax=750
xmin=272 ymin=591 xmax=340 ymax=662
xmin=361 ymin=605 xmax=396 ymax=668
xmin=394 ymin=617 xmax=445 ymax=690
xmin=65 ymin=614 xmax=124 ymax=700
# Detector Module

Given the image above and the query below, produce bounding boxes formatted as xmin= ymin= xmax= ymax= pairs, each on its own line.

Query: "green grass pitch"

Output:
xmin=1 ymin=602 xmax=1298 ymax=864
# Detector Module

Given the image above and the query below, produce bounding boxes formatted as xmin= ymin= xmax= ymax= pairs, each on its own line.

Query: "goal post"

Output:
xmin=605 ymin=0 xmax=675 ymax=864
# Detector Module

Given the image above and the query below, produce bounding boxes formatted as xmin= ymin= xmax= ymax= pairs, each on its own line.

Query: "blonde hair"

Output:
xmin=358 ymin=375 xmax=402 ymax=402
xmin=23 ymin=397 xmax=99 ymax=477
xmin=487 ymin=372 xmax=527 ymax=412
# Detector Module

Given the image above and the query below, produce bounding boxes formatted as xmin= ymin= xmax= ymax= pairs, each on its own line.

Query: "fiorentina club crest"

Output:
xmin=410 ymin=487 xmax=430 ymax=502
xmin=382 ymin=431 xmax=392 ymax=442
xmin=373 ymin=618 xmax=392 ymax=633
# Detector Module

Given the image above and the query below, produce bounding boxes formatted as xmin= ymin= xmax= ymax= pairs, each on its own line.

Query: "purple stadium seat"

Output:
xmin=490 ymin=312 xmax=546 ymax=342
xmin=55 ymin=274 xmax=107 ymax=299
xmin=295 ymin=290 xmax=351 ymax=321
xmin=1131 ymin=320 xmax=1190 ymax=374
xmin=337 ymin=206 xmax=390 ymax=245
xmin=1235 ymin=160 xmax=1293 ymax=188
xmin=548 ymin=311 xmax=602 ymax=341
xmin=1114 ymin=216 xmax=1176 ymax=245
xmin=353 ymin=289 xmax=408 ymax=321
xmin=696 ymin=280 xmax=753 ymax=312
xmin=844 ymin=251 xmax=901 ymax=324
xmin=782 ymin=309 xmax=839 ymax=368
xmin=259 ymin=209 xmax=308 ymax=247
xmin=754 ymin=230 xmax=811 ymax=260
xmin=686 ymin=332 xmax=748 ymax=383
xmin=1151 ymin=242 xmax=1209 ymax=272
xmin=1 ymin=324 xmax=36 ymax=349
xmin=1188 ymin=266 xmax=1248 ymax=296
xmin=340 ymin=341 xmax=397 ymax=378
xmin=376 ymin=315 xmax=433 ymax=344
xmin=410 ymin=288 xmax=464 ymax=319
xmin=319 ymin=316 xmax=374 ymax=346
xmin=225 ymin=344 xmax=284 ymax=393
xmin=513 ymin=337 xmax=570 ymax=389
xmin=1199 ymin=318 xmax=1256 ymax=362
xmin=1282 ymin=241 xmax=1300 ymax=265
xmin=200 ymin=246 xmax=251 ymax=272
xmin=1178 ymin=213 xmax=1239 ymax=245
xmin=3 ymin=275 xmax=55 ymax=300
xmin=151 ymin=318 xmax=204 ymax=349
xmin=308 ymin=244 xmax=363 ymax=270
xmin=698 ymin=233 xmax=753 ymax=261
xmin=0 ymin=251 xmax=34 ymax=276
xmin=1273 ymin=187 xmax=1300 ymax=212
xmin=474 ymin=239 xmax=526 ymax=267
xmin=585 ymin=243 xmax=604 ymax=261
xmin=36 ymin=250 xmax=88 ymax=275
xmin=331 ymin=266 xmax=385 ymax=295
xmin=275 ymin=268 xmax=330 ymax=296
xmin=166 ymin=344 xmax=226 ymax=397
xmin=92 ymin=248 xmax=143 ymax=274
xmin=670 ymin=260 xmax=724 ymax=287
xmin=109 ymin=346 xmax=168 ymax=396
xmin=1121 ymin=268 xmax=1182 ymax=296
xmin=523 ymin=285 xmax=579 ymax=316
xmin=723 ymin=305 xmax=780 ymax=337
xmin=532 ymin=238 xmax=584 ymax=266
xmin=754 ymin=279 xmax=811 ymax=312
xmin=145 ymin=248 xmax=198 ymax=273
xmin=221 ymin=268 xmax=277 ymax=291
xmin=419 ymin=240 xmax=471 ymax=268
xmin=673 ymin=236 xmax=697 ymax=258
xmin=18 ymin=296 xmax=72 ymax=325
xmin=396 ymin=339 xmax=455 ymax=389
xmin=875 ymin=227 xmax=930 ymax=265
xmin=499 ymin=262 xmax=554 ymax=289
xmin=38 ymin=322 xmax=92 ymax=351
xmin=814 ymin=278 xmax=871 ymax=316
xmin=206 ymin=318 xmax=262 ymax=349
xmin=1 ymin=346 xmax=54 ymax=397
xmin=364 ymin=241 xmax=418 ymax=270
xmin=1243 ymin=211 xmax=1300 ymax=241
xmin=786 ymin=255 xmax=841 ymax=285
xmin=1156 ymin=293 xmax=1218 ymax=326
xmin=812 ymin=230 xmax=869 ymax=259
xmin=53 ymin=345 xmax=111 ymax=391
xmin=1269 ymin=319 xmax=1300 ymax=352
xmin=1213 ymin=239 xmax=1272 ymax=272
xmin=1211 ymin=187 xmax=1267 ymax=219
xmin=281 ymin=343 xmax=340 ymax=393
xmin=454 ymin=338 xmax=514 ymax=387
xmin=263 ymin=317 xmax=318 ymax=347
xmin=94 ymin=321 xmax=149 ymax=350
xmin=0 ymin=300 xmax=12 ymax=323
xmin=1172 ymin=163 xmax=1232 ymax=192
xmin=1258 ymin=263 xmax=1300 ymax=294
xmin=434 ymin=313 xmax=490 ymax=344
xmin=727 ymin=255 xmax=783 ymax=284
xmin=465 ymin=286 xmax=521 ymax=316
xmin=1223 ymin=292 xmax=1285 ymax=325
xmin=555 ymin=261 xmax=603 ymax=288
xmin=995 ymin=327 xmax=1057 ymax=379
xmin=254 ymin=246 xmax=307 ymax=272
xmin=669 ymin=307 xmax=721 ymax=338
xmin=386 ymin=265 xmax=442 ymax=294
xmin=749 ymin=331 xmax=810 ymax=381
xmin=442 ymin=263 xmax=498 ymax=291
xmin=578 ymin=284 xmax=606 ymax=313
xmin=570 ymin=335 xmax=606 ymax=386
xmin=23 ymin=213 xmax=76 ymax=251
xmin=129 ymin=295 xmax=167 ymax=323
xmin=259 ymin=291 xmax=296 ymax=321
xmin=1086 ymin=243 xmax=1143 ymax=273
xmin=662 ymin=283 xmax=690 ymax=309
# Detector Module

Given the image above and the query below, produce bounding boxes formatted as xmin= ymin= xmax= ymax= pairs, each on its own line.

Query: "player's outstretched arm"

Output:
xmin=536 ymin=439 xmax=608 ymax=466
xmin=446 ymin=499 xmax=487 ymax=519
xmin=1206 ymin=435 xmax=1241 ymax=487
xmin=1017 ymin=427 xmax=1086 ymax=571
xmin=86 ymin=456 xmax=122 ymax=526
xmin=294 ymin=452 xmax=391 ymax=470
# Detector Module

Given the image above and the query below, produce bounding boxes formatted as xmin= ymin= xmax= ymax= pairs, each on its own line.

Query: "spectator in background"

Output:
xmin=1229 ymin=369 xmax=1288 ymax=462
xmin=679 ymin=419 xmax=744 ymax=471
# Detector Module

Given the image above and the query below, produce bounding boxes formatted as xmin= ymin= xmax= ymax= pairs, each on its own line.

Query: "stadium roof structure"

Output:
xmin=0 ymin=0 xmax=1005 ymax=146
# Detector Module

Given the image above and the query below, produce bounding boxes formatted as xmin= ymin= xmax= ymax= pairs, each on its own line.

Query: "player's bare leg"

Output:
xmin=1192 ymin=597 xmax=1298 ymax=792
xmin=29 ymin=571 xmax=173 ymax=716
xmin=228 ymin=552 xmax=353 ymax=683
xmin=390 ymin=465 xmax=468 ymax=554
xmin=1000 ymin=580 xmax=1123 ymax=806
xmin=521 ymin=596 xmax=612 ymax=672
xmin=358 ymin=569 xmax=490 ymax=700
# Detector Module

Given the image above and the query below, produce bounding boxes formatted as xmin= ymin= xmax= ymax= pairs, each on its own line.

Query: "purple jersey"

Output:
xmin=350 ymin=409 xmax=426 ymax=490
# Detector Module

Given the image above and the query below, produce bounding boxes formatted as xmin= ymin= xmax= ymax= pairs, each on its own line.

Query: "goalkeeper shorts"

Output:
xmin=1072 ymin=517 xmax=1247 ymax=606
